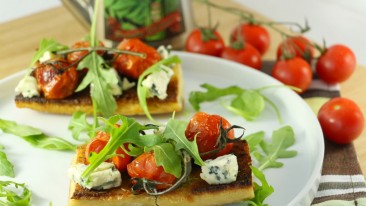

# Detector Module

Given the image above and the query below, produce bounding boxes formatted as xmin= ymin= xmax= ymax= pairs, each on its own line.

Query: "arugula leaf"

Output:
xmin=253 ymin=126 xmax=297 ymax=171
xmin=30 ymin=38 xmax=68 ymax=67
xmin=245 ymin=166 xmax=274 ymax=206
xmin=163 ymin=118 xmax=204 ymax=166
xmin=137 ymin=55 xmax=181 ymax=123
xmin=189 ymin=83 xmax=282 ymax=122
xmin=0 ymin=181 xmax=32 ymax=206
xmin=244 ymin=131 xmax=265 ymax=154
xmin=68 ymin=111 xmax=94 ymax=140
xmin=225 ymin=90 xmax=265 ymax=121
xmin=145 ymin=143 xmax=182 ymax=178
xmin=78 ymin=53 xmax=117 ymax=117
xmin=189 ymin=84 xmax=243 ymax=111
xmin=0 ymin=147 xmax=15 ymax=177
xmin=0 ymin=119 xmax=76 ymax=151
xmin=82 ymin=115 xmax=159 ymax=178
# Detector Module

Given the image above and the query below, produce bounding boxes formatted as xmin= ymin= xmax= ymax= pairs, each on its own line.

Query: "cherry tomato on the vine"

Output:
xmin=230 ymin=23 xmax=270 ymax=55
xmin=185 ymin=112 xmax=234 ymax=160
xmin=316 ymin=44 xmax=356 ymax=84
xmin=272 ymin=57 xmax=313 ymax=93
xmin=318 ymin=97 xmax=364 ymax=144
xmin=221 ymin=43 xmax=262 ymax=70
xmin=185 ymin=28 xmax=225 ymax=57
xmin=127 ymin=151 xmax=176 ymax=190
xmin=34 ymin=60 xmax=78 ymax=99
xmin=114 ymin=38 xmax=161 ymax=80
xmin=85 ymin=131 xmax=132 ymax=172
xmin=276 ymin=36 xmax=314 ymax=61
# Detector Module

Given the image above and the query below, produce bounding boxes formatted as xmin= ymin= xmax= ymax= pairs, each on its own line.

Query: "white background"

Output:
xmin=1 ymin=0 xmax=366 ymax=65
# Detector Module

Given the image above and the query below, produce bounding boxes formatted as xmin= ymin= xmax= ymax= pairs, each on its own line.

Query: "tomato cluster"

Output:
xmin=185 ymin=24 xmax=266 ymax=70
xmin=184 ymin=9 xmax=363 ymax=145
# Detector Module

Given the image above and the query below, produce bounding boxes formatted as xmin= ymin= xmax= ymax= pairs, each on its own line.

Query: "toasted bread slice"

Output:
xmin=14 ymin=64 xmax=183 ymax=115
xmin=69 ymin=141 xmax=254 ymax=206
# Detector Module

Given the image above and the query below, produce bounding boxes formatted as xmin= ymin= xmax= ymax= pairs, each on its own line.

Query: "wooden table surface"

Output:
xmin=0 ymin=1 xmax=365 ymax=176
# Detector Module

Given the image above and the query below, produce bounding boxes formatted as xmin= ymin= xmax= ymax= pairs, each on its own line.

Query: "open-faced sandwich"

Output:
xmin=68 ymin=112 xmax=254 ymax=206
xmin=14 ymin=38 xmax=184 ymax=117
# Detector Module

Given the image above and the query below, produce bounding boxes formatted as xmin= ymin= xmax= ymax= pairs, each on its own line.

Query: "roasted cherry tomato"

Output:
xmin=318 ymin=97 xmax=364 ymax=144
xmin=230 ymin=23 xmax=270 ymax=55
xmin=272 ymin=57 xmax=313 ymax=93
xmin=221 ymin=43 xmax=262 ymax=70
xmin=276 ymin=36 xmax=314 ymax=61
xmin=34 ymin=59 xmax=78 ymax=99
xmin=85 ymin=131 xmax=132 ymax=172
xmin=114 ymin=38 xmax=161 ymax=80
xmin=127 ymin=151 xmax=176 ymax=190
xmin=316 ymin=44 xmax=356 ymax=84
xmin=185 ymin=28 xmax=225 ymax=57
xmin=185 ymin=112 xmax=234 ymax=160
xmin=67 ymin=41 xmax=105 ymax=64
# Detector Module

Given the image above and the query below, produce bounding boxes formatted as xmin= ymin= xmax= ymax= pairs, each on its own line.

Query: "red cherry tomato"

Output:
xmin=221 ymin=43 xmax=262 ymax=70
xmin=185 ymin=112 xmax=234 ymax=160
xmin=185 ymin=28 xmax=225 ymax=57
xmin=230 ymin=23 xmax=270 ymax=55
xmin=316 ymin=44 xmax=356 ymax=84
xmin=34 ymin=59 xmax=78 ymax=99
xmin=272 ymin=57 xmax=313 ymax=93
xmin=85 ymin=131 xmax=132 ymax=172
xmin=276 ymin=36 xmax=314 ymax=61
xmin=67 ymin=41 xmax=105 ymax=64
xmin=318 ymin=97 xmax=364 ymax=144
xmin=114 ymin=38 xmax=161 ymax=80
xmin=127 ymin=151 xmax=176 ymax=190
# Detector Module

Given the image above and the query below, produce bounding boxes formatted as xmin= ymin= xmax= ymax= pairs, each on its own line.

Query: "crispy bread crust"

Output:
xmin=69 ymin=141 xmax=254 ymax=206
xmin=14 ymin=64 xmax=183 ymax=115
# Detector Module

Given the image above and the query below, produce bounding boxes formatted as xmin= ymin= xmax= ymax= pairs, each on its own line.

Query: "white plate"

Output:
xmin=0 ymin=51 xmax=323 ymax=206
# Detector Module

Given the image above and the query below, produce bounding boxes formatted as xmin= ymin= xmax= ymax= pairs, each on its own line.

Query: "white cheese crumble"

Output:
xmin=69 ymin=162 xmax=122 ymax=190
xmin=105 ymin=68 xmax=123 ymax=96
xmin=39 ymin=51 xmax=58 ymax=63
xmin=122 ymin=77 xmax=135 ymax=91
xmin=141 ymin=65 xmax=173 ymax=100
xmin=157 ymin=45 xmax=172 ymax=59
xmin=200 ymin=154 xmax=238 ymax=185
xmin=15 ymin=75 xmax=40 ymax=98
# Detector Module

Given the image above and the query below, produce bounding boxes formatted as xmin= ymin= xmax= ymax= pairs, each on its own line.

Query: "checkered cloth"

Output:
xmin=261 ymin=61 xmax=366 ymax=205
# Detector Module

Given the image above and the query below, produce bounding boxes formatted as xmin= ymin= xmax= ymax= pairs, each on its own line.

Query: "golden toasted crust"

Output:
xmin=69 ymin=141 xmax=254 ymax=206
xmin=14 ymin=64 xmax=183 ymax=115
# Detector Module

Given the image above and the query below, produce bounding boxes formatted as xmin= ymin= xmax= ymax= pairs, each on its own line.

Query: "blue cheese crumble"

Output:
xmin=69 ymin=162 xmax=122 ymax=190
xmin=200 ymin=154 xmax=238 ymax=185
xmin=15 ymin=75 xmax=40 ymax=98
xmin=141 ymin=65 xmax=173 ymax=100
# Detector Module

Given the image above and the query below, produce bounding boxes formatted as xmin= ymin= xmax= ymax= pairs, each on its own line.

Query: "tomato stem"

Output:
xmin=194 ymin=0 xmax=310 ymax=38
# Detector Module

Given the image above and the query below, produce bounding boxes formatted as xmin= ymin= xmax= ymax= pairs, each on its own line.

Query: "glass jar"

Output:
xmin=62 ymin=0 xmax=194 ymax=49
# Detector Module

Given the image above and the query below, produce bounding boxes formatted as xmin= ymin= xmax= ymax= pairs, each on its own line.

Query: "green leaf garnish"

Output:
xmin=77 ymin=53 xmax=117 ymax=117
xmin=254 ymin=126 xmax=297 ymax=171
xmin=30 ymin=38 xmax=68 ymax=67
xmin=0 ymin=147 xmax=15 ymax=177
xmin=189 ymin=83 xmax=282 ymax=123
xmin=244 ymin=131 xmax=265 ymax=154
xmin=0 ymin=119 xmax=76 ymax=151
xmin=68 ymin=111 xmax=94 ymax=141
xmin=0 ymin=181 xmax=32 ymax=206
xmin=146 ymin=143 xmax=182 ymax=178
xmin=163 ymin=118 xmax=204 ymax=166
xmin=224 ymin=90 xmax=265 ymax=121
xmin=137 ymin=55 xmax=181 ymax=123
xmin=245 ymin=166 xmax=274 ymax=206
